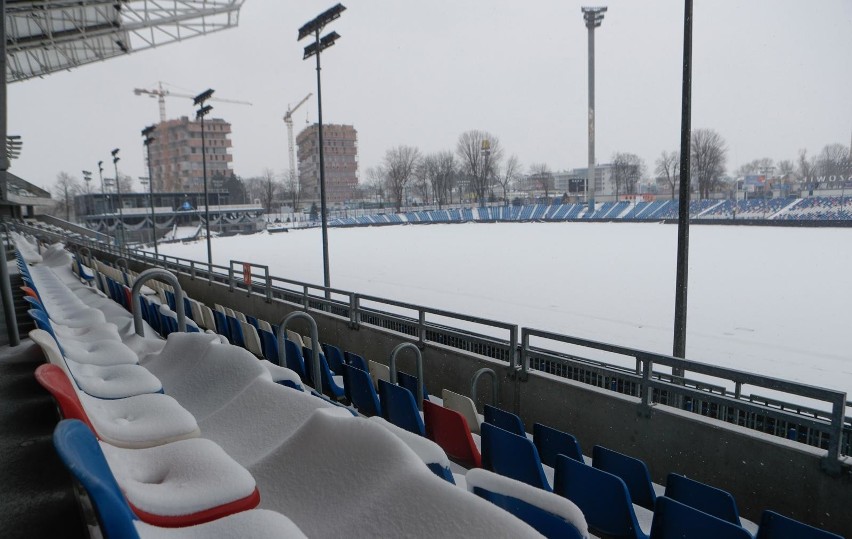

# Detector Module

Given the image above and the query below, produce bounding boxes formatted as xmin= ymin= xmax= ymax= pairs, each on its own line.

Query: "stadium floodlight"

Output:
xmin=195 ymin=95 xmax=214 ymax=267
xmin=581 ymin=6 xmax=606 ymax=213
xmin=297 ymin=4 xmax=346 ymax=41
xmin=299 ymin=4 xmax=346 ymax=296
xmin=193 ymin=89 xmax=214 ymax=106
xmin=141 ymin=124 xmax=159 ymax=255
xmin=111 ymin=149 xmax=125 ymax=248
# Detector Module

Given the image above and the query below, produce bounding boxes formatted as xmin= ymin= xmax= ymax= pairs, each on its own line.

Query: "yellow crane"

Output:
xmin=133 ymin=82 xmax=252 ymax=122
xmin=283 ymin=93 xmax=312 ymax=184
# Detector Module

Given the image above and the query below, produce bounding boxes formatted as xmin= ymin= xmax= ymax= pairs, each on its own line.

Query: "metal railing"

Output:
xmin=521 ymin=328 xmax=850 ymax=465
xmin=13 ymin=220 xmax=851 ymax=462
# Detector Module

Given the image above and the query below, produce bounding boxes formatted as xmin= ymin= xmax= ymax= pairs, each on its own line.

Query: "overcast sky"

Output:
xmin=8 ymin=0 xmax=852 ymax=193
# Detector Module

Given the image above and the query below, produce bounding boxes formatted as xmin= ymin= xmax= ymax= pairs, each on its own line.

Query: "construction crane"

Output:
xmin=133 ymin=82 xmax=252 ymax=123
xmin=283 ymin=93 xmax=312 ymax=184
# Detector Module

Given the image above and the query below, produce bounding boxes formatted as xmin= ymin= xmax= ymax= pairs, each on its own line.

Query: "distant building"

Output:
xmin=296 ymin=124 xmax=359 ymax=205
xmin=145 ymin=116 xmax=233 ymax=192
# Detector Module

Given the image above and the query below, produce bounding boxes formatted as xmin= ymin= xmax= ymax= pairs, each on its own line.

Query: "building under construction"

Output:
xmin=296 ymin=123 xmax=359 ymax=206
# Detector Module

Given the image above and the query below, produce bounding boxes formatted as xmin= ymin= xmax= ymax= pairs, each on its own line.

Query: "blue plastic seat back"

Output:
xmin=24 ymin=295 xmax=46 ymax=314
xmin=481 ymin=422 xmax=550 ymax=491
xmin=52 ymin=420 xmax=141 ymax=539
xmin=164 ymin=290 xmax=176 ymax=311
xmin=554 ymin=454 xmax=646 ymax=539
xmin=533 ymin=423 xmax=584 ymax=468
xmin=472 ymin=487 xmax=585 ymax=539
xmin=756 ymin=510 xmax=844 ymax=539
xmin=213 ymin=310 xmax=231 ymax=341
xmin=665 ymin=473 xmax=740 ymax=526
xmin=484 ymin=404 xmax=526 ymax=437
xmin=159 ymin=310 xmax=177 ymax=337
xmin=378 ymin=379 xmax=425 ymax=436
xmin=245 ymin=315 xmax=259 ymax=330
xmin=283 ymin=338 xmax=307 ymax=381
xmin=303 ymin=346 xmax=344 ymax=399
xmin=146 ymin=301 xmax=161 ymax=334
xmin=343 ymin=364 xmax=381 ymax=417
xmin=227 ymin=315 xmax=245 ymax=347
xmin=651 ymin=497 xmax=752 ymax=539
xmin=397 ymin=370 xmax=430 ymax=402
xmin=321 ymin=343 xmax=346 ymax=375
xmin=344 ymin=351 xmax=369 ymax=372
xmin=592 ymin=445 xmax=657 ymax=511
xmin=258 ymin=328 xmax=280 ymax=364
xmin=183 ymin=297 xmax=193 ymax=322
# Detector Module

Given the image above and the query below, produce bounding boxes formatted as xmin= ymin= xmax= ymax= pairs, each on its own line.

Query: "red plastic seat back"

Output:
xmin=34 ymin=364 xmax=96 ymax=433
xmin=20 ymin=286 xmax=40 ymax=300
xmin=423 ymin=400 xmax=481 ymax=468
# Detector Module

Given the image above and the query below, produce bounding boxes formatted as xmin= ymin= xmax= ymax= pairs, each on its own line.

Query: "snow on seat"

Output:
xmin=257 ymin=360 xmax=303 ymax=388
xmin=29 ymin=309 xmax=139 ymax=366
xmin=141 ymin=333 xmax=269 ymax=420
xmin=466 ymin=468 xmax=589 ymax=539
xmin=249 ymin=408 xmax=545 ymax=538
xmin=25 ymin=294 xmax=107 ymax=328
xmin=53 ymin=420 xmax=307 ymax=539
xmin=370 ymin=415 xmax=455 ymax=483
xmin=197 ymin=376 xmax=333 ymax=467
xmin=30 ymin=329 xmax=163 ymax=399
xmin=101 ymin=438 xmax=259 ymax=527
xmin=35 ymin=364 xmax=200 ymax=449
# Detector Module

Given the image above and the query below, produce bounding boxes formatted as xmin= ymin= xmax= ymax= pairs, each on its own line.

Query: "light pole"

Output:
xmin=142 ymin=125 xmax=158 ymax=255
xmin=582 ymin=6 xmax=606 ymax=213
xmin=111 ymin=149 xmax=124 ymax=248
xmin=97 ymin=160 xmax=110 ymax=215
xmin=299 ymin=3 xmax=345 ymax=295
xmin=194 ymin=89 xmax=214 ymax=267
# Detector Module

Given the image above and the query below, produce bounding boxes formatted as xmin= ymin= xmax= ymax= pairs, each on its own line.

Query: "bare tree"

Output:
xmin=53 ymin=172 xmax=81 ymax=221
xmin=364 ymin=166 xmax=386 ymax=205
xmin=117 ymin=173 xmax=135 ymax=194
xmin=816 ymin=143 xmax=849 ymax=176
xmin=691 ymin=129 xmax=727 ymax=199
xmin=610 ymin=153 xmax=644 ymax=199
xmin=797 ymin=149 xmax=818 ymax=186
xmin=260 ymin=168 xmax=280 ymax=213
xmin=383 ymin=146 xmax=421 ymax=212
xmin=422 ymin=151 xmax=457 ymax=209
xmin=494 ymin=155 xmax=520 ymax=205
xmin=412 ymin=161 xmax=431 ymax=205
xmin=527 ymin=162 xmax=554 ymax=199
xmin=456 ymin=130 xmax=503 ymax=207
xmin=280 ymin=169 xmax=301 ymax=213
xmin=655 ymin=150 xmax=680 ymax=199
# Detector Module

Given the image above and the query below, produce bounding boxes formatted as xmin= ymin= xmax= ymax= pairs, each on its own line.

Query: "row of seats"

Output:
xmin=327 ymin=196 xmax=852 ymax=228
xmin=12 ymin=233 xmax=589 ymax=538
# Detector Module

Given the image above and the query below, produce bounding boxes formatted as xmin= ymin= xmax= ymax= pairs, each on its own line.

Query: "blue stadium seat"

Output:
xmin=258 ymin=328 xmax=280 ymax=364
xmin=650 ymin=497 xmax=752 ymax=539
xmin=378 ymin=379 xmax=424 ymax=436
xmin=343 ymin=364 xmax=381 ymax=417
xmin=484 ymin=404 xmax=525 ymax=437
xmin=302 ymin=346 xmax=344 ymax=400
xmin=481 ymin=422 xmax=550 ymax=491
xmin=282 ymin=338 xmax=308 ymax=381
xmin=554 ymin=453 xmax=647 ymax=539
xmin=533 ymin=423 xmax=584 ymax=467
xmin=227 ymin=315 xmax=245 ymax=348
xmin=344 ymin=351 xmax=369 ymax=372
xmin=665 ymin=473 xmax=741 ymax=527
xmin=213 ymin=310 xmax=230 ymax=341
xmin=593 ymin=445 xmax=657 ymax=511
xmin=321 ymin=343 xmax=346 ymax=375
xmin=756 ymin=510 xmax=844 ymax=539
xmin=397 ymin=370 xmax=429 ymax=402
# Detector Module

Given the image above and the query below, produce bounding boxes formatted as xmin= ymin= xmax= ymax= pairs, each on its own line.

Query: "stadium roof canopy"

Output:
xmin=5 ymin=0 xmax=245 ymax=83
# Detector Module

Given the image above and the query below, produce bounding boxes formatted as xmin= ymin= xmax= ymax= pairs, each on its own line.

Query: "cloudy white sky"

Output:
xmin=8 ymin=0 xmax=852 ymax=193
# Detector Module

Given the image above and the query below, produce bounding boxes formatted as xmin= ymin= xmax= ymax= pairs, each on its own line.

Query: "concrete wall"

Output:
xmin=114 ymin=252 xmax=851 ymax=536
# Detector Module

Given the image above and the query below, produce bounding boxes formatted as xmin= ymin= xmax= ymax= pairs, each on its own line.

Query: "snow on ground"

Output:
xmin=152 ymin=222 xmax=852 ymax=398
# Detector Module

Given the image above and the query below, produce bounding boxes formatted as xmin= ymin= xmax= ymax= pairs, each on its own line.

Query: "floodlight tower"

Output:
xmin=194 ymin=89 xmax=214 ymax=267
xmin=582 ymin=6 xmax=606 ymax=213
xmin=111 ymin=149 xmax=124 ymax=247
xmin=142 ymin=125 xmax=158 ymax=255
xmin=298 ymin=3 xmax=346 ymax=295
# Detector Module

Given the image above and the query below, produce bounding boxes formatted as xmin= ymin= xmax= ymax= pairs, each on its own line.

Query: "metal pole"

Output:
xmin=201 ymin=116 xmax=212 ymax=266
xmin=315 ymin=28 xmax=332 ymax=296
xmin=145 ymin=146 xmax=158 ymax=255
xmin=113 ymin=156 xmax=124 ymax=248
xmin=673 ymin=0 xmax=693 ymax=362
xmin=0 ymin=0 xmax=19 ymax=346
xmin=586 ymin=20 xmax=596 ymax=213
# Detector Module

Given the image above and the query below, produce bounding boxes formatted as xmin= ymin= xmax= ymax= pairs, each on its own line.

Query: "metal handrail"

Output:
xmin=388 ymin=342 xmax=424 ymax=410
xmin=278 ymin=311 xmax=320 ymax=394
xmin=131 ymin=268 xmax=187 ymax=337
xmin=471 ymin=368 xmax=499 ymax=408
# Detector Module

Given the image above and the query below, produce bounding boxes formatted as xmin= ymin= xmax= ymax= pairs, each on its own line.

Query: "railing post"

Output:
xmin=822 ymin=395 xmax=846 ymax=473
xmin=639 ymin=353 xmax=654 ymax=412
xmin=350 ymin=293 xmax=360 ymax=328
xmin=265 ymin=269 xmax=272 ymax=303
xmin=303 ymin=285 xmax=310 ymax=310
xmin=418 ymin=309 xmax=426 ymax=344
xmin=190 ymin=261 xmax=196 ymax=280
xmin=228 ymin=263 xmax=234 ymax=293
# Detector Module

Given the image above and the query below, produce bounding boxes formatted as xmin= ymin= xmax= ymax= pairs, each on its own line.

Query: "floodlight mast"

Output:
xmin=111 ymin=149 xmax=125 ymax=248
xmin=582 ymin=6 xmax=606 ymax=213
xmin=298 ymin=4 xmax=346 ymax=297
xmin=141 ymin=125 xmax=158 ymax=255
xmin=194 ymin=90 xmax=214 ymax=267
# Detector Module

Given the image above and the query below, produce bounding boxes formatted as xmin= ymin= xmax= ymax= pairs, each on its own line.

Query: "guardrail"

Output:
xmin=13 ymin=220 xmax=851 ymax=462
